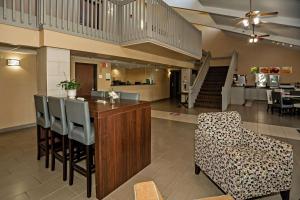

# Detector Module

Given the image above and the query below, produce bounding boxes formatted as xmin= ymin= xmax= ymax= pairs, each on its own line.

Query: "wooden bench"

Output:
xmin=134 ymin=181 xmax=233 ymax=200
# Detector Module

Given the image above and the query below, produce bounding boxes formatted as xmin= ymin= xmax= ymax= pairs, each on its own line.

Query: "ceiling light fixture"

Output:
xmin=253 ymin=17 xmax=260 ymax=25
xmin=249 ymin=38 xmax=254 ymax=43
xmin=253 ymin=38 xmax=258 ymax=43
xmin=289 ymin=44 xmax=293 ymax=48
xmin=243 ymin=19 xmax=249 ymax=27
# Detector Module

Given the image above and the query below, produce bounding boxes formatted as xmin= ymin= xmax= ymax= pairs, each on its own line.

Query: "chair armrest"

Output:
xmin=241 ymin=127 xmax=293 ymax=163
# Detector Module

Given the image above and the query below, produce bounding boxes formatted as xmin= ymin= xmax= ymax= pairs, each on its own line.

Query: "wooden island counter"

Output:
xmin=87 ymin=96 xmax=151 ymax=199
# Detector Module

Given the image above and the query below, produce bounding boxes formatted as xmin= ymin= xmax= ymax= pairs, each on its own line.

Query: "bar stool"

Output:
xmin=91 ymin=90 xmax=108 ymax=98
xmin=294 ymin=103 xmax=300 ymax=114
xmin=119 ymin=92 xmax=140 ymax=100
xmin=65 ymin=99 xmax=95 ymax=198
xmin=34 ymin=95 xmax=51 ymax=168
xmin=48 ymin=96 xmax=69 ymax=181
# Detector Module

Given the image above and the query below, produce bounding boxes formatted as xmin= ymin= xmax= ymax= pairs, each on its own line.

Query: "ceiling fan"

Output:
xmin=248 ymin=24 xmax=270 ymax=43
xmin=235 ymin=0 xmax=278 ymax=28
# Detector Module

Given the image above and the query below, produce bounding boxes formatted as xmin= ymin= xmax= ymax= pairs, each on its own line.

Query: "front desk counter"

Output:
xmin=111 ymin=84 xmax=169 ymax=102
xmin=231 ymin=86 xmax=268 ymax=105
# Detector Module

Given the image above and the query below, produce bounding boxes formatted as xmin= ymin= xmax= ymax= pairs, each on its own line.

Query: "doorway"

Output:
xmin=75 ymin=63 xmax=97 ymax=96
xmin=169 ymin=70 xmax=181 ymax=101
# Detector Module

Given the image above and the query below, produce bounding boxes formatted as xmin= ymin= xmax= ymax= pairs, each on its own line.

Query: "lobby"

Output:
xmin=0 ymin=0 xmax=300 ymax=200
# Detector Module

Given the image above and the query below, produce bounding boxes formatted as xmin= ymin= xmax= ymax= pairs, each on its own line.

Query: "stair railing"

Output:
xmin=188 ymin=51 xmax=211 ymax=108
xmin=221 ymin=50 xmax=238 ymax=111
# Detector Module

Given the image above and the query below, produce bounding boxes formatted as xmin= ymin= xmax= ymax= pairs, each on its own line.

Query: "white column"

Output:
xmin=37 ymin=47 xmax=70 ymax=96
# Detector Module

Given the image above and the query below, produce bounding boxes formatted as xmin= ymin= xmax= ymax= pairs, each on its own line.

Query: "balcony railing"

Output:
xmin=0 ymin=0 xmax=202 ymax=59
xmin=120 ymin=0 xmax=202 ymax=58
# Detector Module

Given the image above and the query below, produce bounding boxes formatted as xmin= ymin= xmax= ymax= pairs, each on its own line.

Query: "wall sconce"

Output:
xmin=7 ymin=59 xmax=20 ymax=66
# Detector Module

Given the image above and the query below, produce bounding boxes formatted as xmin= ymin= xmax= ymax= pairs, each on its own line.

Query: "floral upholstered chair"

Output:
xmin=194 ymin=111 xmax=293 ymax=200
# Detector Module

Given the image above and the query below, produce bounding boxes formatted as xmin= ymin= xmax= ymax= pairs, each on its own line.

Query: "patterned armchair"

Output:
xmin=194 ymin=111 xmax=293 ymax=200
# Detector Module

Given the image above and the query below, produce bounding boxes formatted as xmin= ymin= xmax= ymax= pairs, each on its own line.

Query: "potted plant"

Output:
xmin=58 ymin=80 xmax=80 ymax=99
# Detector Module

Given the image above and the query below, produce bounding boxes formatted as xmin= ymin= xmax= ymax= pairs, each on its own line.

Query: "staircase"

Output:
xmin=195 ymin=66 xmax=229 ymax=109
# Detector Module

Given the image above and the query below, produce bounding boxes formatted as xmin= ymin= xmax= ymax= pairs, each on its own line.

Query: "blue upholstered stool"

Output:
xmin=65 ymin=99 xmax=95 ymax=198
xmin=34 ymin=95 xmax=51 ymax=168
xmin=48 ymin=96 xmax=69 ymax=181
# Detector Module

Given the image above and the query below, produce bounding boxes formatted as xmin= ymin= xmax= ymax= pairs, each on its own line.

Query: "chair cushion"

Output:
xmin=51 ymin=119 xmax=68 ymax=135
xmin=69 ymin=124 xmax=95 ymax=145
xmin=37 ymin=116 xmax=50 ymax=128
xmin=226 ymin=146 xmax=291 ymax=198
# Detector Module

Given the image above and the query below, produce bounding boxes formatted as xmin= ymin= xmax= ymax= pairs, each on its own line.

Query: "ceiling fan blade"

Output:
xmin=258 ymin=34 xmax=270 ymax=38
xmin=259 ymin=12 xmax=279 ymax=17
xmin=232 ymin=17 xmax=245 ymax=21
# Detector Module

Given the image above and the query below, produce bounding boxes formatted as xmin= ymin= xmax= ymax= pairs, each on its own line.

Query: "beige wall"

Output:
xmin=112 ymin=67 xmax=170 ymax=101
xmin=0 ymin=24 xmax=195 ymax=68
xmin=0 ymin=52 xmax=37 ymax=130
xmin=198 ymin=26 xmax=300 ymax=85
xmin=71 ymin=58 xmax=170 ymax=101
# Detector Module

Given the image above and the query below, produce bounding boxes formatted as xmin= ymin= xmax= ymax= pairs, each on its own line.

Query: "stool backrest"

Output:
xmin=34 ymin=95 xmax=50 ymax=128
xmin=48 ymin=96 xmax=68 ymax=135
xmin=65 ymin=99 xmax=93 ymax=145
xmin=120 ymin=92 xmax=140 ymax=100
xmin=91 ymin=91 xmax=108 ymax=98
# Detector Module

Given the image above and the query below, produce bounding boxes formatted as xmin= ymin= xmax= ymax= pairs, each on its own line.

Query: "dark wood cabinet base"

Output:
xmin=88 ymin=98 xmax=151 ymax=199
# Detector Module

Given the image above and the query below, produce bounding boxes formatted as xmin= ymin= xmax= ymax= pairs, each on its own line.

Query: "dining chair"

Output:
xmin=290 ymin=91 xmax=300 ymax=96
xmin=120 ymin=92 xmax=140 ymax=100
xmin=65 ymin=99 xmax=95 ymax=198
xmin=48 ymin=96 xmax=69 ymax=181
xmin=266 ymin=90 xmax=273 ymax=112
xmin=271 ymin=91 xmax=293 ymax=115
xmin=34 ymin=95 xmax=51 ymax=168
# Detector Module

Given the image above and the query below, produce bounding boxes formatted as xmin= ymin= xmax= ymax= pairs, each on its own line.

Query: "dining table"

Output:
xmin=84 ymin=96 xmax=151 ymax=199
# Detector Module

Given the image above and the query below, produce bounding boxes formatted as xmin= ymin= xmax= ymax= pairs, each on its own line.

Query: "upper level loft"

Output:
xmin=0 ymin=0 xmax=202 ymax=60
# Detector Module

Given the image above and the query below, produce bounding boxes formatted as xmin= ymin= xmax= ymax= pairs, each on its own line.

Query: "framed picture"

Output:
xmin=281 ymin=66 xmax=292 ymax=74
xmin=259 ymin=67 xmax=270 ymax=74
xmin=270 ymin=67 xmax=280 ymax=74
xmin=105 ymin=73 xmax=111 ymax=80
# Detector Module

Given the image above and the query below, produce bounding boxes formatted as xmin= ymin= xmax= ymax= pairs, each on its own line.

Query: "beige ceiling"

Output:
xmin=164 ymin=0 xmax=300 ymax=47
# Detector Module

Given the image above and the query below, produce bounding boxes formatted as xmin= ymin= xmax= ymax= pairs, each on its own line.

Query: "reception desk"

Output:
xmin=112 ymin=84 xmax=169 ymax=101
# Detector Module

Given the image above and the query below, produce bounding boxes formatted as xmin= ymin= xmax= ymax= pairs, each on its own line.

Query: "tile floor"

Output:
xmin=151 ymin=99 xmax=300 ymax=128
xmin=0 ymin=117 xmax=300 ymax=200
xmin=151 ymin=110 xmax=300 ymax=141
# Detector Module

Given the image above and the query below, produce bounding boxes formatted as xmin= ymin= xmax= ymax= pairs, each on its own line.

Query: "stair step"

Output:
xmin=198 ymin=91 xmax=221 ymax=96
xmin=196 ymin=98 xmax=221 ymax=103
xmin=193 ymin=66 xmax=228 ymax=109
xmin=194 ymin=102 xmax=221 ymax=109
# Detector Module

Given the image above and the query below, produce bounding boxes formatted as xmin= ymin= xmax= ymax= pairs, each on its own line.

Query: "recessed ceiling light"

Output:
xmin=289 ymin=44 xmax=293 ymax=47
